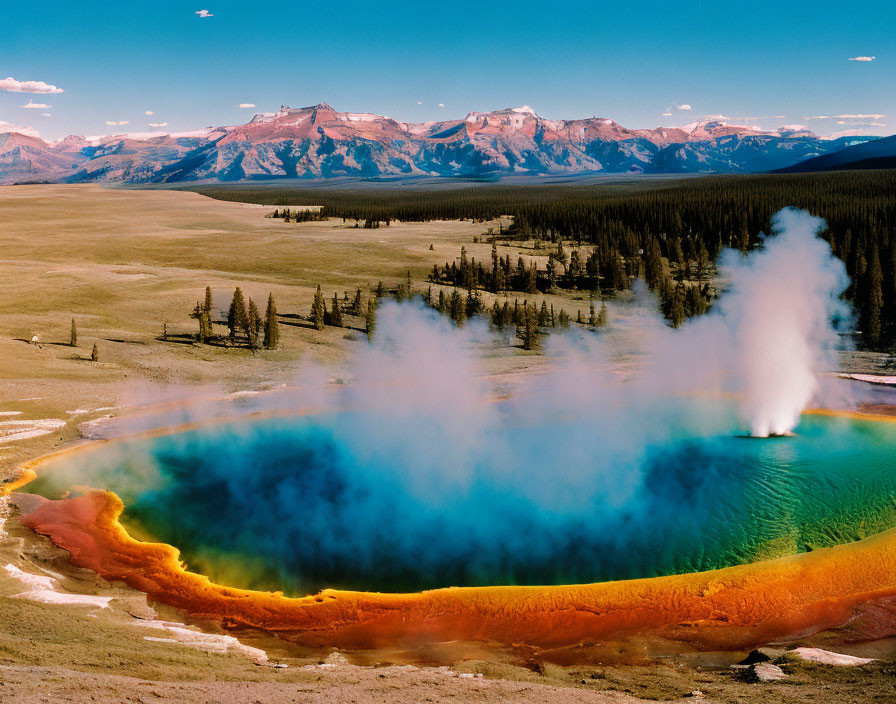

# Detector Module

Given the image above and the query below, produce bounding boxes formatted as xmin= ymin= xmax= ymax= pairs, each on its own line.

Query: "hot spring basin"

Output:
xmin=17 ymin=408 xmax=896 ymax=652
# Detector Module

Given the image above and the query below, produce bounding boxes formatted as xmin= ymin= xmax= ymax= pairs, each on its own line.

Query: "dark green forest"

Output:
xmin=188 ymin=170 xmax=896 ymax=347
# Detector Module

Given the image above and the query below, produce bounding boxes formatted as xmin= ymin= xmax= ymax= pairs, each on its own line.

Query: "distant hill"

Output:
xmin=0 ymin=103 xmax=881 ymax=184
xmin=774 ymin=134 xmax=896 ymax=173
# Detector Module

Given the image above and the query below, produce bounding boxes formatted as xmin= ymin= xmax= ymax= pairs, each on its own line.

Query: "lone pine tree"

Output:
xmin=311 ymin=285 xmax=327 ymax=330
xmin=263 ymin=293 xmax=279 ymax=350
xmin=365 ymin=296 xmax=377 ymax=340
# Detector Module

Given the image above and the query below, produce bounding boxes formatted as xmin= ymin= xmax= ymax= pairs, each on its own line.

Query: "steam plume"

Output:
xmin=31 ymin=208 xmax=857 ymax=593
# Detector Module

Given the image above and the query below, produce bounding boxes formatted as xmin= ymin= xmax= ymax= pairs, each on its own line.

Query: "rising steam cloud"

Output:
xmin=656 ymin=208 xmax=851 ymax=436
xmin=36 ymin=208 xmax=855 ymax=593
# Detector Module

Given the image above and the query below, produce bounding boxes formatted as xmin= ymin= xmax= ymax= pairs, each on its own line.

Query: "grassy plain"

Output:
xmin=1 ymin=184 xmax=894 ymax=703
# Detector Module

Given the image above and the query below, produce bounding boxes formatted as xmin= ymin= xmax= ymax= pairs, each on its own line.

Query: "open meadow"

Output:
xmin=1 ymin=184 xmax=895 ymax=704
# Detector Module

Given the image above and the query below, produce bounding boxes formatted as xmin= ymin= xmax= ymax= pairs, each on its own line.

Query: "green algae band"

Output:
xmin=28 ymin=412 xmax=896 ymax=596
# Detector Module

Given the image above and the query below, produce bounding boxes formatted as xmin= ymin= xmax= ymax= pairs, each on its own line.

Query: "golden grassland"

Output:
xmin=2 ymin=184 xmax=896 ymax=702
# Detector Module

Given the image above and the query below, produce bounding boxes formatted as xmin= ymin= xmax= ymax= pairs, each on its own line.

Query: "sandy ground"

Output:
xmin=1 ymin=184 xmax=895 ymax=702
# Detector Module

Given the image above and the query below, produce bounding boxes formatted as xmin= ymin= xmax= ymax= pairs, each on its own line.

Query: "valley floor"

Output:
xmin=0 ymin=184 xmax=894 ymax=703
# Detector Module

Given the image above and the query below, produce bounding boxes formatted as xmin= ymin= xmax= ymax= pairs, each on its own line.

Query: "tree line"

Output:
xmin=191 ymin=170 xmax=896 ymax=346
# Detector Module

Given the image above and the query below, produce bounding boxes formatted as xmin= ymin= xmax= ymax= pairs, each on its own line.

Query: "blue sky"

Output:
xmin=1 ymin=0 xmax=893 ymax=140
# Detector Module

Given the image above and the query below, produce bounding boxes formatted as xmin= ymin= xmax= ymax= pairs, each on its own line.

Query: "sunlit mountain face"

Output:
xmin=0 ymin=104 xmax=878 ymax=184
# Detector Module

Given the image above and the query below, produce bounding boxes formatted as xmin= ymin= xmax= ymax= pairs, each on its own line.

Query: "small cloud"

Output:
xmin=661 ymin=112 xmax=673 ymax=117
xmin=195 ymin=9 xmax=213 ymax=18
xmin=148 ymin=122 xmax=168 ymax=127
xmin=848 ymin=56 xmax=875 ymax=62
xmin=145 ymin=110 xmax=154 ymax=116
xmin=837 ymin=120 xmax=846 ymax=125
xmin=438 ymin=103 xmax=445 ymax=107
xmin=417 ymin=100 xmax=423 ymax=105
xmin=807 ymin=113 xmax=885 ymax=121
xmin=0 ymin=76 xmax=63 ymax=94
xmin=835 ymin=113 xmax=885 ymax=120
xmin=676 ymin=104 xmax=692 ymax=111
xmin=19 ymin=100 xmax=51 ymax=109
xmin=41 ymin=113 xmax=51 ymax=117
xmin=105 ymin=120 xmax=129 ymax=126
xmin=0 ymin=120 xmax=40 ymax=137
xmin=238 ymin=103 xmax=255 ymax=108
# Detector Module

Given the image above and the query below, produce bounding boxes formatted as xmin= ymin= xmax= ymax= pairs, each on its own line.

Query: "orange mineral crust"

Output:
xmin=19 ymin=490 xmax=896 ymax=651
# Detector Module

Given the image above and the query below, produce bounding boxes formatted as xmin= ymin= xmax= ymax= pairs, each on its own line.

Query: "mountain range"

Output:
xmin=775 ymin=134 xmax=896 ymax=173
xmin=0 ymin=103 xmax=882 ymax=184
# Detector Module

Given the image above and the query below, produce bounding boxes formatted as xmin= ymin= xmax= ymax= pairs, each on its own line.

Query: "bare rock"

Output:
xmin=738 ymin=647 xmax=785 ymax=665
xmin=789 ymin=647 xmax=875 ymax=666
xmin=324 ymin=651 xmax=350 ymax=666
xmin=747 ymin=663 xmax=787 ymax=682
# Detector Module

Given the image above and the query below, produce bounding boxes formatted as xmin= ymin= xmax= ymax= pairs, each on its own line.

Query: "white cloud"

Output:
xmin=0 ymin=76 xmax=63 ymax=94
xmin=417 ymin=100 xmax=423 ymax=105
xmin=145 ymin=110 xmax=154 ymax=116
xmin=835 ymin=113 xmax=885 ymax=120
xmin=848 ymin=56 xmax=875 ymax=62
xmin=195 ymin=9 xmax=213 ymax=18
xmin=238 ymin=103 xmax=255 ymax=108
xmin=661 ymin=112 xmax=673 ymax=117
xmin=807 ymin=113 xmax=885 ymax=121
xmin=19 ymin=100 xmax=51 ymax=109
xmin=676 ymin=104 xmax=692 ymax=111
xmin=41 ymin=113 xmax=51 ymax=117
xmin=0 ymin=120 xmax=40 ymax=137
xmin=438 ymin=103 xmax=445 ymax=107
xmin=148 ymin=122 xmax=168 ymax=127
xmin=105 ymin=120 xmax=129 ymax=126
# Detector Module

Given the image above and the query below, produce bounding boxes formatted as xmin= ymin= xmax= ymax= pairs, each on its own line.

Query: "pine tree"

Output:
xmin=191 ymin=301 xmax=210 ymax=342
xmin=70 ymin=318 xmax=77 ymax=347
xmin=227 ymin=287 xmax=248 ymax=342
xmin=449 ymin=289 xmax=466 ymax=327
xmin=518 ymin=303 xmax=539 ymax=350
xmin=670 ymin=292 xmax=685 ymax=329
xmin=588 ymin=297 xmax=597 ymax=327
xmin=365 ymin=296 xmax=377 ymax=340
xmin=263 ymin=293 xmax=279 ymax=349
xmin=491 ymin=300 xmax=503 ymax=330
xmin=538 ymin=300 xmax=550 ymax=327
xmin=330 ymin=292 xmax=344 ymax=327
xmin=597 ymin=300 xmax=608 ymax=327
xmin=351 ymin=288 xmax=363 ymax=316
xmin=90 ymin=343 xmax=99 ymax=362
xmin=311 ymin=285 xmax=327 ymax=330
xmin=558 ymin=309 xmax=570 ymax=329
xmin=526 ymin=262 xmax=538 ymax=293
xmin=247 ymin=298 xmax=260 ymax=350
xmin=204 ymin=286 xmax=213 ymax=316
xmin=576 ymin=310 xmax=583 ymax=324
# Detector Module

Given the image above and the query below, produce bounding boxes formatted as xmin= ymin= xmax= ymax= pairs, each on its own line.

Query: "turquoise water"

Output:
xmin=29 ymin=411 xmax=896 ymax=595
